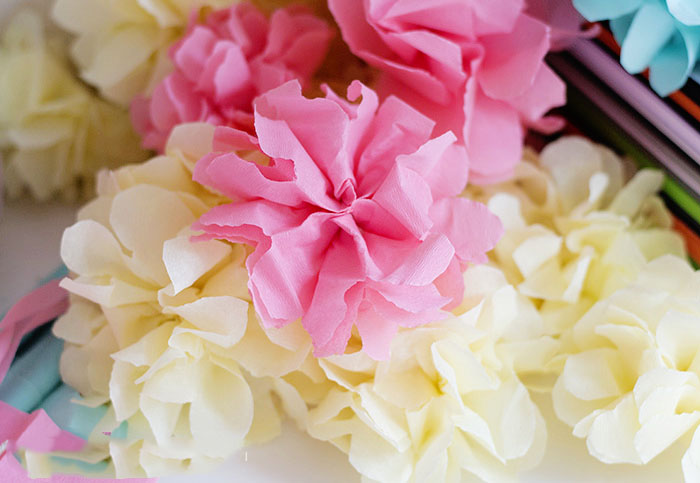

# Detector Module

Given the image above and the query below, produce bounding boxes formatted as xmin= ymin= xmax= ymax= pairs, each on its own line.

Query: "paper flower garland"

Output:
xmin=285 ymin=264 xmax=549 ymax=482
xmin=131 ymin=3 xmax=333 ymax=152
xmin=552 ymin=255 xmax=700 ymax=480
xmin=0 ymin=10 xmax=148 ymax=201
xmin=54 ymin=124 xmax=310 ymax=477
xmin=193 ymin=80 xmax=503 ymax=360
xmin=574 ymin=0 xmax=700 ymax=95
xmin=51 ymin=0 xmax=237 ymax=106
xmin=327 ymin=0 xmax=566 ymax=183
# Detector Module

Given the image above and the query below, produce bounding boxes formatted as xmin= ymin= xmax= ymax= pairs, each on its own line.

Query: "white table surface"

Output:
xmin=0 ymin=0 xmax=688 ymax=480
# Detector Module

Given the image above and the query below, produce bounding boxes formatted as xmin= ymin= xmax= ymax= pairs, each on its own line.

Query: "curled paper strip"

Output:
xmin=0 ymin=279 xmax=68 ymax=386
xmin=0 ymin=283 xmax=153 ymax=482
xmin=194 ymin=80 xmax=503 ymax=359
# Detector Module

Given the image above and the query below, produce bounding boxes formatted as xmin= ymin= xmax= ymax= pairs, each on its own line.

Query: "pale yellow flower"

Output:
xmin=469 ymin=136 xmax=685 ymax=351
xmin=53 ymin=123 xmax=310 ymax=477
xmin=51 ymin=0 xmax=238 ymax=106
xmin=280 ymin=264 xmax=550 ymax=483
xmin=552 ymin=255 xmax=700 ymax=481
xmin=0 ymin=10 xmax=148 ymax=201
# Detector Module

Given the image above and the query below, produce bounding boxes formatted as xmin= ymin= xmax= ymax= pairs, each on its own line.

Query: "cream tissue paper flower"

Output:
xmin=277 ymin=263 xmax=552 ymax=483
xmin=552 ymin=255 xmax=700 ymax=482
xmin=0 ymin=9 xmax=148 ymax=201
xmin=54 ymin=123 xmax=310 ymax=477
xmin=51 ymin=0 xmax=237 ymax=106
xmin=470 ymin=135 xmax=685 ymax=363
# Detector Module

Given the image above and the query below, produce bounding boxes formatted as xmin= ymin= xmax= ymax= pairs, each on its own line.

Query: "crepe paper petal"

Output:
xmin=0 ymin=278 xmax=68 ymax=387
xmin=55 ymin=127 xmax=312 ymax=478
xmin=573 ymin=0 xmax=700 ymax=95
xmin=549 ymin=254 xmax=700 ymax=475
xmin=194 ymin=80 xmax=503 ymax=359
xmin=328 ymin=0 xmax=566 ymax=182
xmin=288 ymin=262 xmax=550 ymax=482
xmin=131 ymin=2 xmax=333 ymax=152
xmin=0 ymin=10 xmax=148 ymax=202
xmin=51 ymin=0 xmax=237 ymax=106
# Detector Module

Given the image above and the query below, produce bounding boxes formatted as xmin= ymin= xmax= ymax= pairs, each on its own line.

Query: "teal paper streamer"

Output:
xmin=574 ymin=0 xmax=700 ymax=95
xmin=39 ymin=384 xmax=109 ymax=441
xmin=39 ymin=385 xmax=116 ymax=474
xmin=39 ymin=384 xmax=79 ymax=430
xmin=0 ymin=332 xmax=63 ymax=412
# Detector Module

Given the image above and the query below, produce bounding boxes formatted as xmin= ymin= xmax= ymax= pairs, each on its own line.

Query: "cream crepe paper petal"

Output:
xmin=162 ymin=235 xmax=232 ymax=295
xmin=683 ymin=427 xmax=700 ymax=481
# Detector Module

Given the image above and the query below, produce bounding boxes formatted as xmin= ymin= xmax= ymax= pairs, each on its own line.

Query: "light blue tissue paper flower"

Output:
xmin=574 ymin=0 xmax=700 ymax=95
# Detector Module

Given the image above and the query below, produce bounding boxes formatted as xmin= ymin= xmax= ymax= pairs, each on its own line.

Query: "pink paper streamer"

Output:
xmin=0 ymin=279 xmax=68 ymax=385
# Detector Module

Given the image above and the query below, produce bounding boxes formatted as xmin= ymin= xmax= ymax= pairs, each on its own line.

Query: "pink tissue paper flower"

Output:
xmin=328 ymin=0 xmax=567 ymax=184
xmin=131 ymin=2 xmax=333 ymax=152
xmin=193 ymin=80 xmax=503 ymax=360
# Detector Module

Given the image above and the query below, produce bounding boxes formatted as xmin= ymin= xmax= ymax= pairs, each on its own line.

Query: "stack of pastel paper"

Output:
xmin=2 ymin=1 xmax=700 ymax=483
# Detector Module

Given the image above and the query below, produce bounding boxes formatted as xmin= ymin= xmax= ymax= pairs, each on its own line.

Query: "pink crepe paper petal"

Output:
xmin=0 ymin=279 xmax=68 ymax=385
xmin=131 ymin=3 xmax=333 ymax=152
xmin=510 ymin=63 xmax=567 ymax=129
xmin=464 ymin=87 xmax=524 ymax=184
xmin=430 ymin=198 xmax=504 ymax=264
xmin=478 ymin=14 xmax=551 ymax=100
xmin=195 ymin=80 xmax=502 ymax=358
xmin=355 ymin=300 xmax=399 ymax=361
